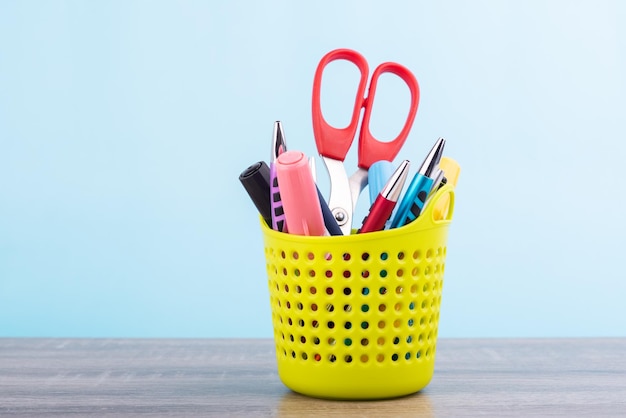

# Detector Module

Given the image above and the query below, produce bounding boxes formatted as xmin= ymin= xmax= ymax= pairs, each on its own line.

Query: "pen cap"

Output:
xmin=276 ymin=150 xmax=326 ymax=236
xmin=239 ymin=161 xmax=273 ymax=226
xmin=368 ymin=160 xmax=395 ymax=205
xmin=438 ymin=157 xmax=460 ymax=187
xmin=433 ymin=157 xmax=460 ymax=221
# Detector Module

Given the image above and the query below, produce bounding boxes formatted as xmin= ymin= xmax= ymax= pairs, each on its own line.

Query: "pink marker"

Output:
xmin=275 ymin=150 xmax=326 ymax=236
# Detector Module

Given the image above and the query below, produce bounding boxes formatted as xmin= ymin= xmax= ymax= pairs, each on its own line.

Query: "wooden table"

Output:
xmin=1 ymin=338 xmax=625 ymax=416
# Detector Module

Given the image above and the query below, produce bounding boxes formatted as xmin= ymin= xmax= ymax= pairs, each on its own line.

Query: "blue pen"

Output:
xmin=390 ymin=137 xmax=446 ymax=228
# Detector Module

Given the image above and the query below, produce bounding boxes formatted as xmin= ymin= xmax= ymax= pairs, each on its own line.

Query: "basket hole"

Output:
xmin=344 ymin=321 xmax=352 ymax=330
xmin=405 ymin=352 xmax=411 ymax=360
xmin=287 ymin=318 xmax=293 ymax=325
xmin=310 ymin=286 xmax=317 ymax=295
xmin=298 ymin=319 xmax=305 ymax=327
xmin=292 ymin=251 xmax=299 ymax=260
xmin=344 ymin=338 xmax=352 ymax=346
xmin=378 ymin=320 xmax=385 ymax=329
xmin=424 ymin=267 xmax=431 ymax=277
xmin=343 ymin=253 xmax=351 ymax=261
xmin=393 ymin=319 xmax=401 ymax=328
xmin=426 ymin=249 xmax=433 ymax=260
xmin=410 ymin=284 xmax=418 ymax=294
xmin=277 ymin=300 xmax=281 ymax=308
xmin=361 ymin=321 xmax=369 ymax=329
xmin=329 ymin=354 xmax=337 ymax=363
xmin=416 ymin=350 xmax=421 ymax=359
xmin=411 ymin=267 xmax=419 ymax=277
xmin=425 ymin=348 xmax=431 ymax=358
xmin=325 ymin=270 xmax=333 ymax=278
xmin=328 ymin=337 xmax=336 ymax=346
xmin=409 ymin=302 xmax=415 ymax=310
xmin=423 ymin=283 xmax=430 ymax=293
xmin=343 ymin=287 xmax=351 ymax=295
xmin=362 ymin=287 xmax=370 ymax=296
xmin=295 ymin=286 xmax=302 ymax=294
xmin=314 ymin=353 xmax=321 ymax=361
xmin=324 ymin=252 xmax=333 ymax=261
xmin=326 ymin=303 xmax=334 ymax=312
xmin=308 ymin=270 xmax=316 ymax=278
xmin=361 ymin=304 xmax=369 ymax=312
xmin=380 ymin=269 xmax=388 ymax=278
xmin=281 ymin=251 xmax=286 ymax=259
xmin=379 ymin=287 xmax=387 ymax=295
xmin=361 ymin=252 xmax=370 ymax=261
xmin=312 ymin=320 xmax=319 ymax=328
xmin=397 ymin=269 xmax=404 ymax=277
xmin=393 ymin=337 xmax=400 ymax=345
xmin=361 ymin=338 xmax=369 ymax=346
xmin=343 ymin=270 xmax=351 ymax=278
xmin=360 ymin=354 xmax=369 ymax=363
xmin=376 ymin=354 xmax=384 ymax=362
xmin=301 ymin=336 xmax=307 ymax=343
xmin=380 ymin=252 xmax=388 ymax=261
xmin=343 ymin=304 xmax=352 ymax=312
xmin=297 ymin=302 xmax=303 ymax=310
xmin=412 ymin=250 xmax=420 ymax=260
xmin=420 ymin=317 xmax=426 ymax=327
xmin=418 ymin=334 xmax=423 ymax=343
xmin=407 ymin=335 xmax=413 ymax=343
xmin=286 ymin=301 xmax=291 ymax=309
xmin=391 ymin=353 xmax=399 ymax=361
xmin=311 ymin=303 xmax=318 ymax=311
xmin=313 ymin=337 xmax=320 ymax=345
xmin=290 ymin=334 xmax=295 ymax=342
xmin=361 ymin=270 xmax=370 ymax=278
xmin=378 ymin=304 xmax=386 ymax=312
xmin=394 ymin=302 xmax=402 ymax=311
xmin=377 ymin=337 xmax=385 ymax=346
xmin=327 ymin=321 xmax=335 ymax=329
xmin=283 ymin=349 xmax=287 ymax=356
xmin=344 ymin=355 xmax=353 ymax=363
xmin=282 ymin=268 xmax=288 ymax=276
xmin=326 ymin=287 xmax=334 ymax=295
xmin=295 ymin=269 xmax=301 ymax=277
xmin=395 ymin=286 xmax=403 ymax=295
xmin=408 ymin=319 xmax=415 ymax=327
xmin=397 ymin=251 xmax=405 ymax=260
xmin=302 ymin=352 xmax=308 ymax=360
xmin=291 ymin=350 xmax=296 ymax=358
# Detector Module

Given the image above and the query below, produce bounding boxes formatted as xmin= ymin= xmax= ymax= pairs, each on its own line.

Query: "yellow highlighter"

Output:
xmin=433 ymin=156 xmax=461 ymax=220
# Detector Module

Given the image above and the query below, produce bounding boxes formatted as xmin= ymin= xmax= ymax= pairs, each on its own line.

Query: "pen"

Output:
xmin=390 ymin=137 xmax=446 ymax=228
xmin=276 ymin=150 xmax=326 ymax=236
xmin=239 ymin=161 xmax=273 ymax=227
xmin=270 ymin=121 xmax=288 ymax=232
xmin=358 ymin=160 xmax=410 ymax=234
xmin=309 ymin=157 xmax=343 ymax=236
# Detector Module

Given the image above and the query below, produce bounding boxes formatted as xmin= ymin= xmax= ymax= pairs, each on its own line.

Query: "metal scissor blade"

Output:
xmin=322 ymin=156 xmax=353 ymax=235
xmin=348 ymin=168 xmax=368 ymax=213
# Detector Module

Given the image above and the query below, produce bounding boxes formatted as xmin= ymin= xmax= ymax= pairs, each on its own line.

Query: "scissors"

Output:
xmin=312 ymin=48 xmax=420 ymax=235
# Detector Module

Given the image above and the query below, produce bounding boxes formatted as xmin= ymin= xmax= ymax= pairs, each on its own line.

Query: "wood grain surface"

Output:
xmin=1 ymin=338 xmax=625 ymax=417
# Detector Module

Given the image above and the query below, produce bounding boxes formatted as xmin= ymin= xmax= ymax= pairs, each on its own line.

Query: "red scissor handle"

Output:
xmin=312 ymin=48 xmax=369 ymax=161
xmin=358 ymin=62 xmax=420 ymax=169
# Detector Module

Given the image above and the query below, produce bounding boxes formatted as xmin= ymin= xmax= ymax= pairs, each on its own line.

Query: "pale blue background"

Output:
xmin=1 ymin=1 xmax=625 ymax=338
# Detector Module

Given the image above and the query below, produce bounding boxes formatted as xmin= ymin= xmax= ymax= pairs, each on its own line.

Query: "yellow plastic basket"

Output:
xmin=261 ymin=184 xmax=455 ymax=400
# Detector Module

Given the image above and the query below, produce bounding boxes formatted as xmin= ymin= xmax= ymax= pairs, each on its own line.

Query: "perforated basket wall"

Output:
xmin=261 ymin=185 xmax=454 ymax=400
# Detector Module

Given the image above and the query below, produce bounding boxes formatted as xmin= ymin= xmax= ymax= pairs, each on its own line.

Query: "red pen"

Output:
xmin=357 ymin=160 xmax=410 ymax=234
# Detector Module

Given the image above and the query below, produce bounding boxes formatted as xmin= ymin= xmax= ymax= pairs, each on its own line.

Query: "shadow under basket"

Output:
xmin=260 ymin=184 xmax=455 ymax=400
